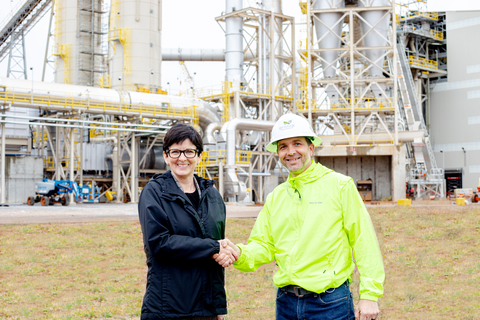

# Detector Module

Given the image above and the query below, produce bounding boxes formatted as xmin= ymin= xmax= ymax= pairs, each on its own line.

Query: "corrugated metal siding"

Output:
xmin=82 ymin=143 xmax=113 ymax=170
xmin=3 ymin=156 xmax=43 ymax=203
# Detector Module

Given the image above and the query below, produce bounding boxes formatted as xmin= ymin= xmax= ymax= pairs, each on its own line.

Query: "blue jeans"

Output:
xmin=276 ymin=281 xmax=355 ymax=320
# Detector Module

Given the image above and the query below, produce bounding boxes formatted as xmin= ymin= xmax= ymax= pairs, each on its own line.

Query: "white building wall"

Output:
xmin=430 ymin=11 xmax=480 ymax=189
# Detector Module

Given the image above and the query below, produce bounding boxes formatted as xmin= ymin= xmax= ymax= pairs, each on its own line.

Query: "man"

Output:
xmin=218 ymin=113 xmax=385 ymax=320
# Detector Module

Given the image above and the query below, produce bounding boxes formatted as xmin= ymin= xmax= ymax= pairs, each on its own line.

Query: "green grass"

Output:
xmin=0 ymin=206 xmax=479 ymax=319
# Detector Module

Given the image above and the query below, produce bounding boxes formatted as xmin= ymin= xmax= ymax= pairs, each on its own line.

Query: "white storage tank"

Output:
xmin=110 ymin=0 xmax=162 ymax=90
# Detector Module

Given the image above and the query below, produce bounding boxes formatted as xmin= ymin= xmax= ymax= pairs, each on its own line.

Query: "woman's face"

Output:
xmin=163 ymin=139 xmax=202 ymax=180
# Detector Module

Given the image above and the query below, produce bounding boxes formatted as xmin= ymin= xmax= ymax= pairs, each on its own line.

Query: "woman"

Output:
xmin=138 ymin=124 xmax=236 ymax=320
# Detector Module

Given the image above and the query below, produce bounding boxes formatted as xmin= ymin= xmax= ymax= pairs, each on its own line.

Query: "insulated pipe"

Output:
xmin=203 ymin=122 xmax=222 ymax=145
xmin=161 ymin=48 xmax=255 ymax=62
xmin=218 ymin=118 xmax=274 ymax=201
xmin=218 ymin=118 xmax=275 ymax=168
xmin=313 ymin=0 xmax=345 ymax=79
xmin=0 ymin=77 xmax=220 ymax=131
xmin=162 ymin=48 xmax=226 ymax=61
xmin=225 ymin=0 xmax=244 ymax=89
xmin=198 ymin=101 xmax=221 ymax=131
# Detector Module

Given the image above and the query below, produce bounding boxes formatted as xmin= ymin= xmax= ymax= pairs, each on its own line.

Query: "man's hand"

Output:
xmin=212 ymin=239 xmax=239 ymax=268
xmin=355 ymin=299 xmax=379 ymax=320
xmin=216 ymin=315 xmax=225 ymax=320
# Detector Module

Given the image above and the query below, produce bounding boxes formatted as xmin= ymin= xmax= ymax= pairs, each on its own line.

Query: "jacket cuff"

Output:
xmin=212 ymin=240 xmax=220 ymax=255
xmin=233 ymin=243 xmax=246 ymax=266
xmin=359 ymin=294 xmax=379 ymax=302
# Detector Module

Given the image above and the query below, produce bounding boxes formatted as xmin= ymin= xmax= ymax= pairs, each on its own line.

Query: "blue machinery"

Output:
xmin=27 ymin=179 xmax=101 ymax=206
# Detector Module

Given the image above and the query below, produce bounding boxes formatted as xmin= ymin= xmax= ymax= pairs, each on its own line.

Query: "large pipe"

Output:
xmin=162 ymin=48 xmax=225 ymax=61
xmin=203 ymin=122 xmax=222 ymax=145
xmin=198 ymin=101 xmax=221 ymax=131
xmin=161 ymin=48 xmax=255 ymax=61
xmin=218 ymin=118 xmax=275 ymax=201
xmin=225 ymin=0 xmax=244 ymax=88
xmin=0 ymin=77 xmax=219 ymax=131
xmin=219 ymin=118 xmax=275 ymax=167
xmin=163 ymin=48 xmax=224 ymax=61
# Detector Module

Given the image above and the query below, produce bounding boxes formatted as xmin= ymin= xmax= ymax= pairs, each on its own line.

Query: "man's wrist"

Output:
xmin=359 ymin=294 xmax=379 ymax=302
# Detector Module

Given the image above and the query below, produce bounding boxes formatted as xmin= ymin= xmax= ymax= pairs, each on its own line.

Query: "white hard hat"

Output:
xmin=266 ymin=113 xmax=322 ymax=153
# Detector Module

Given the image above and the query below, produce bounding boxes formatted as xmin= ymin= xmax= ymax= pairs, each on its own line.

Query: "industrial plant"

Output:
xmin=0 ymin=0 xmax=479 ymax=205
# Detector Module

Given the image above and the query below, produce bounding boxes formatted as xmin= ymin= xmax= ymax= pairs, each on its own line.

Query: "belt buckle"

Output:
xmin=293 ymin=286 xmax=304 ymax=297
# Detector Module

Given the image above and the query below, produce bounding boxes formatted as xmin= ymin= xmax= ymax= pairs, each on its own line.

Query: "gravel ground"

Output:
xmin=0 ymin=202 xmax=263 ymax=224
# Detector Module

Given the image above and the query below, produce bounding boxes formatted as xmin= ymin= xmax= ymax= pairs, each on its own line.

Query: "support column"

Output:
xmin=1 ymin=121 xmax=6 ymax=204
xmin=130 ymin=132 xmax=138 ymax=203
xmin=259 ymin=155 xmax=263 ymax=203
xmin=116 ymin=130 xmax=122 ymax=203
xmin=392 ymin=145 xmax=406 ymax=201
xmin=80 ymin=127 xmax=84 ymax=187
xmin=234 ymin=91 xmax=240 ymax=118
xmin=219 ymin=161 xmax=224 ymax=200
xmin=55 ymin=127 xmax=61 ymax=180
xmin=69 ymin=128 xmax=76 ymax=205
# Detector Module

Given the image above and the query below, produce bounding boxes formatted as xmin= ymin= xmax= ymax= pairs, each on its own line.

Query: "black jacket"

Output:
xmin=138 ymin=171 xmax=227 ymax=319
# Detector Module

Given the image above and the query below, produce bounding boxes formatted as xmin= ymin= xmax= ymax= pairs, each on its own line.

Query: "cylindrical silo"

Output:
xmin=358 ymin=0 xmax=390 ymax=79
xmin=313 ymin=0 xmax=345 ymax=79
xmin=55 ymin=0 xmax=108 ymax=86
xmin=110 ymin=0 xmax=162 ymax=91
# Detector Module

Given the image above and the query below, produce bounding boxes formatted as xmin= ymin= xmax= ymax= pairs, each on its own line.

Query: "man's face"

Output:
xmin=277 ymin=137 xmax=315 ymax=177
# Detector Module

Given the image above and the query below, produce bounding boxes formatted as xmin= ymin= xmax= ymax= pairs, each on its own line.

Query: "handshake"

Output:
xmin=212 ymin=239 xmax=241 ymax=268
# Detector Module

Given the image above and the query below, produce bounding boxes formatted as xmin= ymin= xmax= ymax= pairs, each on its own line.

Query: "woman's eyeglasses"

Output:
xmin=166 ymin=149 xmax=199 ymax=159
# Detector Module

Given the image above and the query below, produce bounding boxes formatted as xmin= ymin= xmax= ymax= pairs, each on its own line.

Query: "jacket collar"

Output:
xmin=151 ymin=170 xmax=214 ymax=196
xmin=287 ymin=160 xmax=332 ymax=187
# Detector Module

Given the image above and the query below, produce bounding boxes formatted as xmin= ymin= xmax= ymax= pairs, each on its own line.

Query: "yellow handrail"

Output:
xmin=408 ymin=55 xmax=437 ymax=70
xmin=197 ymin=81 xmax=293 ymax=101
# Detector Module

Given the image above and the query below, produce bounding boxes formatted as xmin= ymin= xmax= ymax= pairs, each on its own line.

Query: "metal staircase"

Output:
xmin=396 ymin=38 xmax=443 ymax=198
xmin=396 ymin=38 xmax=438 ymax=171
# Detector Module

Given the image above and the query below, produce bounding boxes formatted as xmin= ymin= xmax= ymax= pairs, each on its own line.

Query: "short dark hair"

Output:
xmin=163 ymin=124 xmax=203 ymax=154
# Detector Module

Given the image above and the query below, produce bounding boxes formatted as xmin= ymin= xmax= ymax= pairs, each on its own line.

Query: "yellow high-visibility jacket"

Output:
xmin=234 ymin=160 xmax=385 ymax=301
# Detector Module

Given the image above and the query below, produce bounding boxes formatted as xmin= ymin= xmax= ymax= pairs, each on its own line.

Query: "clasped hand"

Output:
xmin=212 ymin=239 xmax=240 ymax=268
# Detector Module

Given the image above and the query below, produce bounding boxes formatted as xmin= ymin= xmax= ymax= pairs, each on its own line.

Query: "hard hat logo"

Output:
xmin=279 ymin=120 xmax=294 ymax=131
xmin=266 ymin=113 xmax=323 ymax=153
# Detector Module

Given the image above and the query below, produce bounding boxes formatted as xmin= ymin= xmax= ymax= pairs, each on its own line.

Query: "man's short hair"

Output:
xmin=163 ymin=124 xmax=203 ymax=153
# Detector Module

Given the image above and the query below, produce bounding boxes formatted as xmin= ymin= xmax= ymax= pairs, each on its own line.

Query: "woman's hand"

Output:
xmin=212 ymin=239 xmax=239 ymax=268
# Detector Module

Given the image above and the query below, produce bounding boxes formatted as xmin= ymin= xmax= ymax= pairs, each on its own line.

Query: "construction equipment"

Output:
xmin=27 ymin=179 xmax=81 ymax=206
xmin=26 ymin=179 xmax=101 ymax=206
